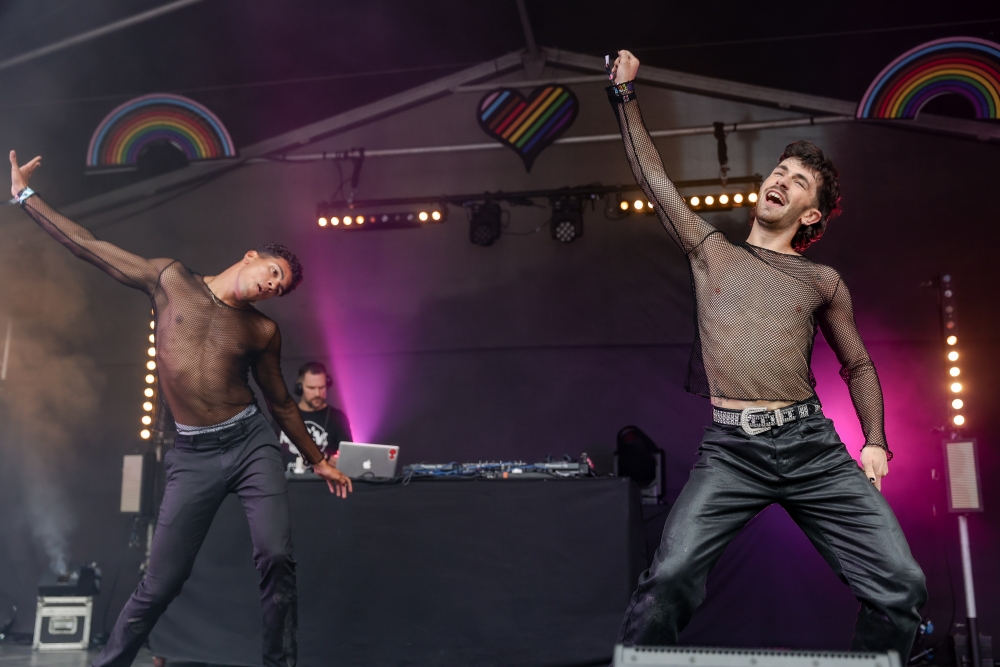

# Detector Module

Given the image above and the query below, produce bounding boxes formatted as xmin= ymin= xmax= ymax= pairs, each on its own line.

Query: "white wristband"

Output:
xmin=17 ymin=187 xmax=35 ymax=204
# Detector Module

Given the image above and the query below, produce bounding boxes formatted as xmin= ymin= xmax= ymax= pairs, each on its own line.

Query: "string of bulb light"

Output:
xmin=140 ymin=312 xmax=157 ymax=440
xmin=939 ymin=274 xmax=966 ymax=429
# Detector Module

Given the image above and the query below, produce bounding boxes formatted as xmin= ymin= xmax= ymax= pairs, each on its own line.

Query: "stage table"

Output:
xmin=149 ymin=476 xmax=646 ymax=667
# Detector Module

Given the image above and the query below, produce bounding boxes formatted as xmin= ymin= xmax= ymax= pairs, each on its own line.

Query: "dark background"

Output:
xmin=0 ymin=1 xmax=997 ymax=661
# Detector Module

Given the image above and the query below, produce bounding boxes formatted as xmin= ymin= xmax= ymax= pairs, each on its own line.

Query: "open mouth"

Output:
xmin=764 ymin=189 xmax=785 ymax=206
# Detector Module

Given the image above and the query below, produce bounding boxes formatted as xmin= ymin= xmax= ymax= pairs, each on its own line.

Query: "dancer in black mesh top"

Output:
xmin=608 ymin=52 xmax=926 ymax=657
xmin=9 ymin=150 xmax=352 ymax=667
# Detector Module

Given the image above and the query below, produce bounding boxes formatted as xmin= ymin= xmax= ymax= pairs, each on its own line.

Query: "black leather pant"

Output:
xmin=94 ymin=412 xmax=297 ymax=667
xmin=618 ymin=412 xmax=927 ymax=657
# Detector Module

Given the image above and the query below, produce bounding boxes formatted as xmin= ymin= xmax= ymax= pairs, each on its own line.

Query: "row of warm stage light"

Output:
xmin=318 ymin=210 xmax=444 ymax=228
xmin=620 ymin=191 xmax=758 ymax=213
xmin=940 ymin=274 xmax=966 ymax=429
xmin=140 ymin=316 xmax=157 ymax=440
xmin=946 ymin=334 xmax=965 ymax=426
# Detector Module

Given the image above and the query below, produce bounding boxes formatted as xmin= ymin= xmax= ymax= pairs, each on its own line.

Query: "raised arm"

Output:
xmin=817 ymin=278 xmax=889 ymax=454
xmin=608 ymin=51 xmax=719 ymax=255
xmin=10 ymin=151 xmax=170 ymax=294
xmin=252 ymin=324 xmax=352 ymax=496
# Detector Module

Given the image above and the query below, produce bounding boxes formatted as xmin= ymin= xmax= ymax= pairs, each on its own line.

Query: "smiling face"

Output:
xmin=236 ymin=250 xmax=293 ymax=303
xmin=754 ymin=158 xmax=823 ymax=234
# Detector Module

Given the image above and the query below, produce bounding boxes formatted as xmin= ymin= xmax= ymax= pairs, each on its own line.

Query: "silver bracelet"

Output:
xmin=17 ymin=187 xmax=35 ymax=204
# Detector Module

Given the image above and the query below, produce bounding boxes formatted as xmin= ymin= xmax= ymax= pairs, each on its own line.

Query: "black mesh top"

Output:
xmin=609 ymin=85 xmax=886 ymax=448
xmin=20 ymin=195 xmax=326 ymax=464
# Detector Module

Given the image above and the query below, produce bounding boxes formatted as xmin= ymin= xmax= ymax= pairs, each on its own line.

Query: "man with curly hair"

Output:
xmin=8 ymin=150 xmax=352 ymax=667
xmin=607 ymin=51 xmax=926 ymax=657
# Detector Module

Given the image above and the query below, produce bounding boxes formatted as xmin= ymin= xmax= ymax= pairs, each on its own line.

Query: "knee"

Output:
xmin=886 ymin=558 xmax=927 ymax=610
xmin=254 ymin=541 xmax=295 ymax=575
xmin=643 ymin=553 xmax=702 ymax=602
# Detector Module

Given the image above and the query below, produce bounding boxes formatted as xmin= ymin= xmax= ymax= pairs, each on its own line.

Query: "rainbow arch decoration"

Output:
xmin=477 ymin=85 xmax=579 ymax=171
xmin=857 ymin=37 xmax=1000 ymax=120
xmin=87 ymin=93 xmax=236 ymax=168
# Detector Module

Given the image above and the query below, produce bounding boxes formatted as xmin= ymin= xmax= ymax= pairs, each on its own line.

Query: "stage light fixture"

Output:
xmin=954 ymin=415 xmax=966 ymax=426
xmin=140 ymin=429 xmax=151 ymax=440
xmin=419 ymin=211 xmax=429 ymax=221
xmin=145 ymin=374 xmax=155 ymax=384
xmin=144 ymin=388 xmax=154 ymax=398
xmin=147 ymin=347 xmax=156 ymax=357
xmin=146 ymin=361 xmax=156 ymax=370
xmin=619 ymin=200 xmax=629 ymax=211
xmin=734 ymin=193 xmax=744 ymax=203
xmin=550 ymin=197 xmax=584 ymax=244
xmin=948 ymin=351 xmax=959 ymax=361
xmin=690 ymin=196 xmax=700 ymax=207
xmin=432 ymin=211 xmax=442 ymax=221
xmin=748 ymin=192 xmax=758 ymax=203
xmin=469 ymin=201 xmax=502 ymax=247
xmin=344 ymin=217 xmax=352 ymax=225
xmin=633 ymin=199 xmax=643 ymax=211
xmin=705 ymin=195 xmax=715 ymax=206
xmin=357 ymin=216 xmax=365 ymax=225
xmin=953 ymin=399 xmax=964 ymax=409
xmin=719 ymin=194 xmax=729 ymax=205
xmin=318 ymin=217 xmax=327 ymax=227
xmin=950 ymin=367 xmax=961 ymax=377
xmin=947 ymin=335 xmax=958 ymax=345
xmin=143 ymin=401 xmax=153 ymax=412
xmin=951 ymin=382 xmax=963 ymax=393
xmin=149 ymin=321 xmax=155 ymax=330
xmin=142 ymin=416 xmax=152 ymax=426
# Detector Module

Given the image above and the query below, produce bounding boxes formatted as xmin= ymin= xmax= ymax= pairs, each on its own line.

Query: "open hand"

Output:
xmin=613 ymin=50 xmax=640 ymax=84
xmin=9 ymin=150 xmax=41 ymax=199
xmin=860 ymin=445 xmax=889 ymax=492
xmin=313 ymin=458 xmax=353 ymax=498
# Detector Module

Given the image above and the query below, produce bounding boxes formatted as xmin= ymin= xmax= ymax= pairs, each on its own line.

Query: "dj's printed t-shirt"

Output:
xmin=278 ymin=406 xmax=352 ymax=461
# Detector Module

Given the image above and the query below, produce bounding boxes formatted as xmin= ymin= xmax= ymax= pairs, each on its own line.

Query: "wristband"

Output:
xmin=17 ymin=187 xmax=35 ymax=204
xmin=606 ymin=80 xmax=636 ymax=103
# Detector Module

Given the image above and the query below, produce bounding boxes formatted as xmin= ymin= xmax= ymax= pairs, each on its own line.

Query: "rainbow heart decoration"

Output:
xmin=478 ymin=86 xmax=579 ymax=172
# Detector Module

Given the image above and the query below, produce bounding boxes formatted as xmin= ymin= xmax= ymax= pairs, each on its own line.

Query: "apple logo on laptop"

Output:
xmin=363 ymin=459 xmax=372 ymax=470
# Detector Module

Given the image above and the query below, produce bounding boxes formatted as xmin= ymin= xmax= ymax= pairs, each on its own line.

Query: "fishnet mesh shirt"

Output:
xmin=20 ymin=195 xmax=326 ymax=464
xmin=609 ymin=86 xmax=886 ymax=448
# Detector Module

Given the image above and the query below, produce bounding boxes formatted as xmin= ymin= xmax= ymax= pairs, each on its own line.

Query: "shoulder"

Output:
xmin=805 ymin=260 xmax=845 ymax=301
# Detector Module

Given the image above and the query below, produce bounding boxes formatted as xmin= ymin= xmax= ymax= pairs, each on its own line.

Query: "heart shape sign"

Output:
xmin=477 ymin=86 xmax=579 ymax=172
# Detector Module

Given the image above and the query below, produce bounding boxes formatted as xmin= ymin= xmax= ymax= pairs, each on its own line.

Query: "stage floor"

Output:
xmin=0 ymin=646 xmax=153 ymax=667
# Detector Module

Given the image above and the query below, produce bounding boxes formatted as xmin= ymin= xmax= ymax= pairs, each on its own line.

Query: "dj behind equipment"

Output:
xmin=277 ymin=361 xmax=352 ymax=469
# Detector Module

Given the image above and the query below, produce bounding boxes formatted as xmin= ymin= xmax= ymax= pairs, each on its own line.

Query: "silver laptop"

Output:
xmin=336 ymin=442 xmax=401 ymax=479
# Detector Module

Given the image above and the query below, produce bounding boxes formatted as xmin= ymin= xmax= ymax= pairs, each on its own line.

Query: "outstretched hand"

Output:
xmin=10 ymin=150 xmax=41 ymax=199
xmin=613 ymin=49 xmax=640 ymax=84
xmin=860 ymin=445 xmax=889 ymax=492
xmin=313 ymin=458 xmax=353 ymax=498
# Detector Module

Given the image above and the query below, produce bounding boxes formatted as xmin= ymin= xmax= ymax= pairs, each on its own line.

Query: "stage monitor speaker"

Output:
xmin=120 ymin=453 xmax=155 ymax=515
xmin=612 ymin=646 xmax=901 ymax=667
xmin=944 ymin=439 xmax=983 ymax=512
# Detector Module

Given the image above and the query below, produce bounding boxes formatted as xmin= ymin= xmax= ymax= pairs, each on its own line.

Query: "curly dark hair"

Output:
xmin=778 ymin=140 xmax=842 ymax=252
xmin=256 ymin=242 xmax=304 ymax=295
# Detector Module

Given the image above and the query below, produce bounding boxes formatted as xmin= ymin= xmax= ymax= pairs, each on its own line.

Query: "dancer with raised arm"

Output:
xmin=607 ymin=52 xmax=926 ymax=656
xmin=9 ymin=151 xmax=352 ymax=667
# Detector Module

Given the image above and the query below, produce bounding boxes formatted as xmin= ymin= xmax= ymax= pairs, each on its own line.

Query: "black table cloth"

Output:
xmin=149 ymin=476 xmax=646 ymax=667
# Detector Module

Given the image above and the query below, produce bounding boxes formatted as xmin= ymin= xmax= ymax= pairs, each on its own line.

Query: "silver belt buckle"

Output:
xmin=740 ymin=407 xmax=770 ymax=436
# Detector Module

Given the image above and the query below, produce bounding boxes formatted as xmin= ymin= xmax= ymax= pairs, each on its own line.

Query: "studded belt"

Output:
xmin=713 ymin=401 xmax=822 ymax=436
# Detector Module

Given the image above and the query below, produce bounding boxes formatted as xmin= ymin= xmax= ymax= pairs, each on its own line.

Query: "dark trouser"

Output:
xmin=618 ymin=411 xmax=927 ymax=657
xmin=94 ymin=412 xmax=297 ymax=667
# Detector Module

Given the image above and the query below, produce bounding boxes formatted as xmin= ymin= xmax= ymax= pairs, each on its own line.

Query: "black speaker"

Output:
xmin=614 ymin=425 xmax=665 ymax=504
